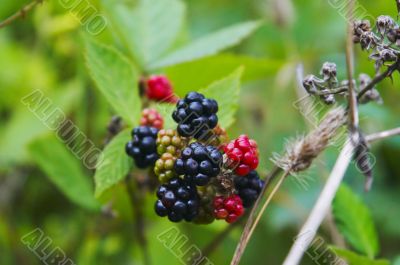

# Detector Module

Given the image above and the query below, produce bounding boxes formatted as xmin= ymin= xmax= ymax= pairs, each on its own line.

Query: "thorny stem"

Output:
xmin=0 ymin=0 xmax=43 ymax=29
xmin=125 ymin=174 xmax=151 ymax=265
xmin=230 ymin=166 xmax=282 ymax=265
xmin=357 ymin=59 xmax=400 ymax=101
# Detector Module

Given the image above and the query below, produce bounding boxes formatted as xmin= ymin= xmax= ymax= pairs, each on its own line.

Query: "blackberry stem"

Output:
xmin=125 ymin=172 xmax=151 ymax=265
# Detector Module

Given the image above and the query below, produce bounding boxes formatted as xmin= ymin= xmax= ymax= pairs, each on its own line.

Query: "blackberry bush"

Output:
xmin=174 ymin=142 xmax=223 ymax=186
xmin=172 ymin=92 xmax=219 ymax=139
xmin=126 ymin=126 xmax=159 ymax=168
xmin=234 ymin=170 xmax=264 ymax=208
xmin=155 ymin=178 xmax=199 ymax=222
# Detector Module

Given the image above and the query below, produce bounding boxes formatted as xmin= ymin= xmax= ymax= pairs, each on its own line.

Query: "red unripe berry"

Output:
xmin=140 ymin=108 xmax=164 ymax=130
xmin=213 ymin=197 xmax=224 ymax=208
xmin=224 ymin=135 xmax=259 ymax=176
xmin=224 ymin=199 xmax=236 ymax=212
xmin=213 ymin=195 xmax=244 ymax=223
xmin=146 ymin=75 xmax=178 ymax=103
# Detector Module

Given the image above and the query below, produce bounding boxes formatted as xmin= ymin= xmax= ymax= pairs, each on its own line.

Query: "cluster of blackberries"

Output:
xmin=124 ymin=88 xmax=264 ymax=225
xmin=172 ymin=92 xmax=218 ymax=139
xmin=234 ymin=171 xmax=264 ymax=208
xmin=126 ymin=126 xmax=159 ymax=168
xmin=174 ymin=142 xmax=222 ymax=186
xmin=155 ymin=178 xmax=199 ymax=222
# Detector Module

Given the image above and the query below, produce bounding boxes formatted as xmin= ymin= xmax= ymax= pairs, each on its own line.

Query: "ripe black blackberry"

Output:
xmin=172 ymin=92 xmax=218 ymax=139
xmin=155 ymin=178 xmax=199 ymax=222
xmin=125 ymin=126 xmax=159 ymax=168
xmin=174 ymin=142 xmax=222 ymax=186
xmin=234 ymin=170 xmax=264 ymax=208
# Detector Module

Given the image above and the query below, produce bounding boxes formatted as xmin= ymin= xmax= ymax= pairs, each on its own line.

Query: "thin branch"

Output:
xmin=245 ymin=171 xmax=289 ymax=246
xmin=345 ymin=0 xmax=359 ymax=132
xmin=357 ymin=60 xmax=400 ymax=101
xmin=366 ymin=127 xmax=400 ymax=143
xmin=230 ymin=166 xmax=283 ymax=265
xmin=283 ymin=140 xmax=355 ymax=265
xmin=0 ymin=0 xmax=43 ymax=29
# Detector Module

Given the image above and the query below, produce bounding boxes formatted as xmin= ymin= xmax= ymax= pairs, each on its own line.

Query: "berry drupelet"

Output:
xmin=213 ymin=195 xmax=244 ymax=223
xmin=155 ymin=178 xmax=199 ymax=222
xmin=172 ymin=92 xmax=219 ymax=139
xmin=146 ymin=75 xmax=178 ymax=103
xmin=234 ymin=170 xmax=264 ymax=208
xmin=156 ymin=129 xmax=187 ymax=157
xmin=154 ymin=153 xmax=177 ymax=183
xmin=174 ymin=142 xmax=223 ymax=186
xmin=140 ymin=108 xmax=164 ymax=130
xmin=126 ymin=126 xmax=159 ymax=168
xmin=224 ymin=135 xmax=259 ymax=176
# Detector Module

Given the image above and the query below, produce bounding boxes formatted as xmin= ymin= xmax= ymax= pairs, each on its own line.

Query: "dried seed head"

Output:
xmin=369 ymin=48 xmax=398 ymax=72
xmin=387 ymin=28 xmax=400 ymax=46
xmin=358 ymin=73 xmax=372 ymax=88
xmin=320 ymin=62 xmax=337 ymax=82
xmin=353 ymin=20 xmax=371 ymax=43
xmin=320 ymin=93 xmax=336 ymax=105
xmin=272 ymin=107 xmax=346 ymax=173
xmin=302 ymin=75 xmax=318 ymax=94
xmin=359 ymin=31 xmax=378 ymax=50
xmin=376 ymin=15 xmax=395 ymax=36
xmin=358 ymin=74 xmax=383 ymax=104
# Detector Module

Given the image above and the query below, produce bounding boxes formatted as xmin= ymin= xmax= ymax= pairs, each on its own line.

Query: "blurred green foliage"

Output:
xmin=0 ymin=0 xmax=399 ymax=265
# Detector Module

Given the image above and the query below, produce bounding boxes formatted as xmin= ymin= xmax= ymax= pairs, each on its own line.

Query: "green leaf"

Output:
xmin=94 ymin=129 xmax=132 ymax=198
xmin=330 ymin=247 xmax=390 ymax=265
xmin=165 ymin=54 xmax=282 ymax=97
xmin=85 ymin=38 xmax=141 ymax=126
xmin=150 ymin=21 xmax=262 ymax=69
xmin=333 ymin=184 xmax=379 ymax=258
xmin=103 ymin=0 xmax=185 ymax=68
xmin=0 ymin=82 xmax=82 ymax=168
xmin=198 ymin=67 xmax=243 ymax=129
xmin=28 ymin=135 xmax=99 ymax=210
